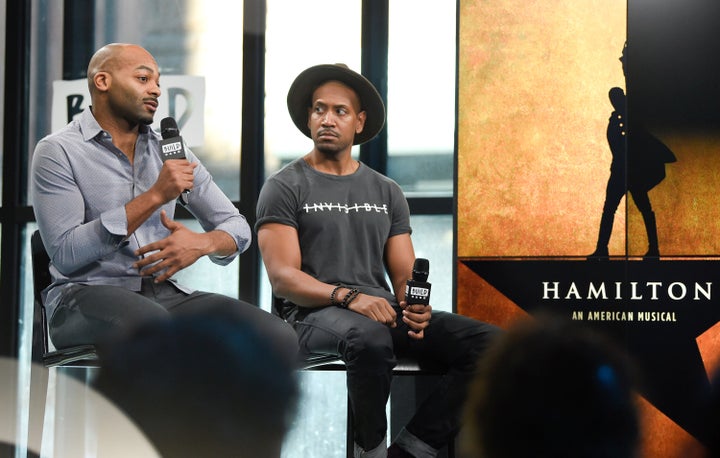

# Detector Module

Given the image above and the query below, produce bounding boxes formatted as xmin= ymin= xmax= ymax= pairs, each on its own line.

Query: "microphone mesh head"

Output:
xmin=160 ymin=117 xmax=179 ymax=139
xmin=414 ymin=258 xmax=429 ymax=272
xmin=412 ymin=258 xmax=429 ymax=282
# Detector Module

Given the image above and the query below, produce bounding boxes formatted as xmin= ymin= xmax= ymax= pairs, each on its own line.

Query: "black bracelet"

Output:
xmin=330 ymin=285 xmax=344 ymax=306
xmin=340 ymin=288 xmax=360 ymax=309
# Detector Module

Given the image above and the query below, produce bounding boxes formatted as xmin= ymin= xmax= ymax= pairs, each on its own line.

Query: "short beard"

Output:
xmin=139 ymin=114 xmax=155 ymax=125
xmin=314 ymin=142 xmax=344 ymax=157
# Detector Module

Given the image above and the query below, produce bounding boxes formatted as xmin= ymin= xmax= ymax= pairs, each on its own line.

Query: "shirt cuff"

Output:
xmin=100 ymin=206 xmax=130 ymax=246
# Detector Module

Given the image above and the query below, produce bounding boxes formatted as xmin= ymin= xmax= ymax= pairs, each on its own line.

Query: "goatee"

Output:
xmin=315 ymin=143 xmax=343 ymax=158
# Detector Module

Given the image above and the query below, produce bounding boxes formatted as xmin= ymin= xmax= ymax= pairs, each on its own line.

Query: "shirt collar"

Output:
xmin=78 ymin=107 xmax=104 ymax=141
xmin=78 ymin=107 xmax=153 ymax=142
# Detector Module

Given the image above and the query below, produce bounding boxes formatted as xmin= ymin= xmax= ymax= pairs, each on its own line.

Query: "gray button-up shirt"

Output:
xmin=31 ymin=108 xmax=251 ymax=318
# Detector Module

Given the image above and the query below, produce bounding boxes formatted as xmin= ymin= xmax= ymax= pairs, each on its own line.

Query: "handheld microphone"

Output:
xmin=405 ymin=258 xmax=431 ymax=306
xmin=160 ymin=117 xmax=186 ymax=161
xmin=159 ymin=117 xmax=191 ymax=204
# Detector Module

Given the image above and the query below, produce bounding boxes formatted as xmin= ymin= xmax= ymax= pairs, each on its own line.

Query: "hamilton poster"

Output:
xmin=456 ymin=0 xmax=720 ymax=455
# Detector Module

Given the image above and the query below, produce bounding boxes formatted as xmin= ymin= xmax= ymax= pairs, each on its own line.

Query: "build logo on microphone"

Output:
xmin=161 ymin=141 xmax=183 ymax=157
xmin=409 ymin=286 xmax=430 ymax=298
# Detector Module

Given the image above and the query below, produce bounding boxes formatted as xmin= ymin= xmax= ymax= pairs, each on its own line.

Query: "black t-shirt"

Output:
xmin=256 ymin=158 xmax=412 ymax=312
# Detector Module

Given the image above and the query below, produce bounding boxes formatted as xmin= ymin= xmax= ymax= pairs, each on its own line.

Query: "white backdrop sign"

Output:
xmin=51 ymin=75 xmax=205 ymax=147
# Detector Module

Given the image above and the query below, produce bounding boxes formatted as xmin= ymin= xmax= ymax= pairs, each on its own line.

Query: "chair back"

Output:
xmin=30 ymin=230 xmax=98 ymax=367
xmin=31 ymin=230 xmax=52 ymax=361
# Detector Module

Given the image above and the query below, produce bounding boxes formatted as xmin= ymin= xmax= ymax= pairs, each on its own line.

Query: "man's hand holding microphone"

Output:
xmin=157 ymin=117 xmax=195 ymax=204
xmin=402 ymin=258 xmax=433 ymax=339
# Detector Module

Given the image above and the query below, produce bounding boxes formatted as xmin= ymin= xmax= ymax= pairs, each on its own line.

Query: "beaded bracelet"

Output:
xmin=340 ymin=288 xmax=360 ymax=309
xmin=330 ymin=285 xmax=344 ymax=306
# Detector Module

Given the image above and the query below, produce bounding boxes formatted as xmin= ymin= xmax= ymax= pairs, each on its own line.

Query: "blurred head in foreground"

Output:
xmin=94 ymin=311 xmax=298 ymax=458
xmin=463 ymin=315 xmax=639 ymax=458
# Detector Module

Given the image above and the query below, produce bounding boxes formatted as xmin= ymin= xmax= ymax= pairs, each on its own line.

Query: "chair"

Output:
xmin=31 ymin=230 xmax=98 ymax=367
xmin=277 ymin=297 xmax=456 ymax=458
xmin=301 ymin=353 xmax=455 ymax=458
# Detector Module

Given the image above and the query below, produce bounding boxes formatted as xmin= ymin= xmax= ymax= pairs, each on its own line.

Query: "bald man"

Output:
xmin=31 ymin=43 xmax=297 ymax=361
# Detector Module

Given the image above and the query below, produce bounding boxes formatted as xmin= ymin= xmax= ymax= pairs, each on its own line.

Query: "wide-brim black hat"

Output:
xmin=287 ymin=64 xmax=386 ymax=145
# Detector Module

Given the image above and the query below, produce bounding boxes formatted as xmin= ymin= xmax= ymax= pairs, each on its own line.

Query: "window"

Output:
xmin=27 ymin=0 xmax=244 ymax=203
xmin=387 ymin=1 xmax=456 ymax=197
xmin=264 ymin=3 xmax=362 ymax=456
xmin=264 ymin=0 xmax=362 ymax=176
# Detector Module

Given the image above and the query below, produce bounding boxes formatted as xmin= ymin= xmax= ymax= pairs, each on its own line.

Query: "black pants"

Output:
xmin=50 ymin=279 xmax=299 ymax=364
xmin=293 ymin=306 xmax=500 ymax=452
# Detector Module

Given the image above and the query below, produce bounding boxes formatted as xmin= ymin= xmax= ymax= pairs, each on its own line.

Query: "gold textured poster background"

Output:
xmin=458 ymin=0 xmax=720 ymax=258
xmin=627 ymin=132 xmax=720 ymax=256
xmin=458 ymin=0 xmax=626 ymax=257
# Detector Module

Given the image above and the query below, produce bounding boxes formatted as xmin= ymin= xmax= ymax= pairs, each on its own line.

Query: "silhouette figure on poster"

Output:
xmin=588 ymin=47 xmax=676 ymax=260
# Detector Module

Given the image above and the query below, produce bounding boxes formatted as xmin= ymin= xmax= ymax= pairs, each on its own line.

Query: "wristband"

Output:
xmin=330 ymin=285 xmax=344 ymax=306
xmin=339 ymin=288 xmax=360 ymax=309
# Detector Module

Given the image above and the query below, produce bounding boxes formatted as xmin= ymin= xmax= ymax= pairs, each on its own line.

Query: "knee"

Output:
xmin=344 ymin=322 xmax=394 ymax=370
xmin=267 ymin=316 xmax=300 ymax=364
xmin=472 ymin=322 xmax=503 ymax=353
xmin=278 ymin=319 xmax=300 ymax=352
xmin=456 ymin=322 xmax=503 ymax=370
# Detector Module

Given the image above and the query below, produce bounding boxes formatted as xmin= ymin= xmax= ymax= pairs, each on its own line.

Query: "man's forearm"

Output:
xmin=271 ymin=269 xmax=341 ymax=309
xmin=125 ymin=190 xmax=165 ymax=236
xmin=204 ymin=230 xmax=238 ymax=257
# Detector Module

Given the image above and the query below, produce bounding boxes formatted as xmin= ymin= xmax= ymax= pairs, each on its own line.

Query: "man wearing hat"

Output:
xmin=256 ymin=64 xmax=500 ymax=457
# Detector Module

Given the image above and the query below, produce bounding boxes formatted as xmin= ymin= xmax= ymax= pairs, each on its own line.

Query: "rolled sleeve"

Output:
xmin=210 ymin=218 xmax=252 ymax=265
xmin=184 ymin=149 xmax=252 ymax=265
xmin=100 ymin=205 xmax=130 ymax=238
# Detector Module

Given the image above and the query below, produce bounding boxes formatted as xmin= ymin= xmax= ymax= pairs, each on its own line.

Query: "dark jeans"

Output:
xmin=50 ymin=279 xmax=299 ymax=364
xmin=293 ymin=306 xmax=500 ymax=451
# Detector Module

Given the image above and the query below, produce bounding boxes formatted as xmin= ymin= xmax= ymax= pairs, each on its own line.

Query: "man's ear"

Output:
xmin=356 ymin=110 xmax=366 ymax=134
xmin=93 ymin=72 xmax=111 ymax=92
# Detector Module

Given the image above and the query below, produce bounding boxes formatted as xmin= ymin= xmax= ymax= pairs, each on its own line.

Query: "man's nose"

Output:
xmin=321 ymin=112 xmax=335 ymax=125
